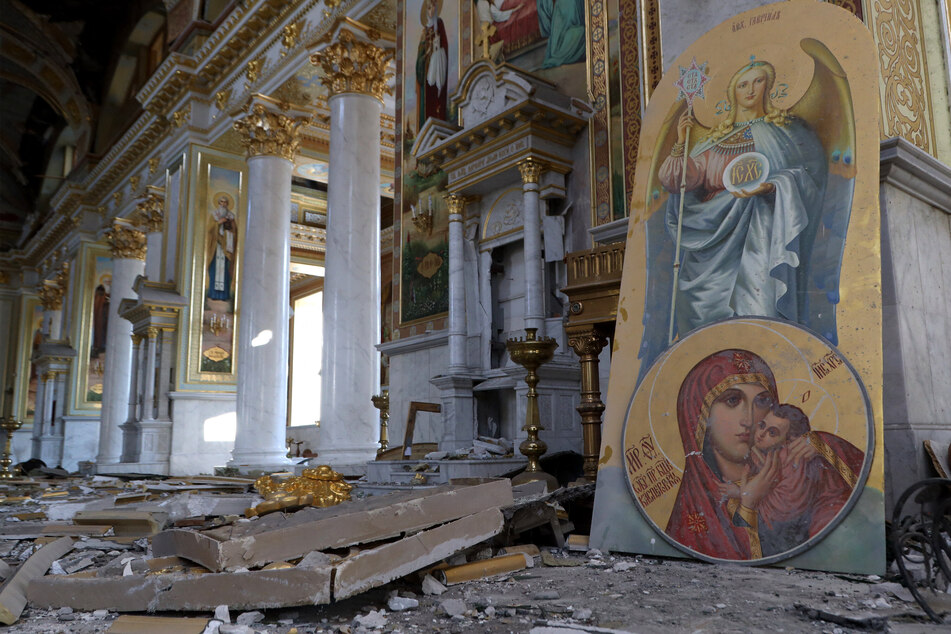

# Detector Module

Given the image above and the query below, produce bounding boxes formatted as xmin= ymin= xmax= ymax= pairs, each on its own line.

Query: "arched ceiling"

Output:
xmin=0 ymin=0 xmax=164 ymax=252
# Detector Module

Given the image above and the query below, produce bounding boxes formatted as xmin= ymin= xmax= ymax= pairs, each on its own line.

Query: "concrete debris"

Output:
xmin=439 ymin=597 xmax=467 ymax=617
xmin=387 ymin=595 xmax=419 ymax=611
xmin=213 ymin=604 xmax=230 ymax=623
xmin=421 ymin=573 xmax=447 ymax=595
xmin=0 ymin=536 xmax=74 ymax=624
xmin=353 ymin=609 xmax=388 ymax=629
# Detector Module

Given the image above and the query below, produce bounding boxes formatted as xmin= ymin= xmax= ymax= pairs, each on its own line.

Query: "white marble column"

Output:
xmin=311 ymin=30 xmax=392 ymax=464
xmin=446 ymin=194 xmax=467 ymax=372
xmin=479 ymin=248 xmax=494 ymax=370
xmin=518 ymin=159 xmax=546 ymax=335
xmin=96 ymin=220 xmax=146 ymax=467
xmin=40 ymin=372 xmax=55 ymax=434
xmin=142 ymin=328 xmax=158 ymax=421
xmin=157 ymin=330 xmax=173 ymax=420
xmin=128 ymin=336 xmax=142 ymax=423
xmin=229 ymin=96 xmax=308 ymax=470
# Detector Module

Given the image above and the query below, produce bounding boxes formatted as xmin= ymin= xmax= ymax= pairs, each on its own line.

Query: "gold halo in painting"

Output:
xmin=212 ymin=192 xmax=234 ymax=210
xmin=621 ymin=318 xmax=872 ymax=564
xmin=419 ymin=0 xmax=443 ymax=25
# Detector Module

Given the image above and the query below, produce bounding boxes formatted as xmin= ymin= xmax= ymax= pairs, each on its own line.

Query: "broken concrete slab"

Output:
xmin=334 ymin=507 xmax=505 ymax=600
xmin=153 ymin=480 xmax=513 ymax=572
xmin=0 ymin=536 xmax=74 ymax=624
xmin=73 ymin=510 xmax=167 ymax=536
xmin=28 ymin=566 xmax=333 ymax=612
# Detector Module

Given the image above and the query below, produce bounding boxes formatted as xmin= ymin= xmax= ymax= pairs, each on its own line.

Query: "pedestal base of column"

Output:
xmin=119 ymin=421 xmax=140 ymax=463
xmin=430 ymin=374 xmax=479 ymax=451
xmin=313 ymin=444 xmax=379 ymax=468
xmin=227 ymin=451 xmax=293 ymax=475
xmin=31 ymin=435 xmax=64 ymax=467
xmin=136 ymin=419 xmax=172 ymax=468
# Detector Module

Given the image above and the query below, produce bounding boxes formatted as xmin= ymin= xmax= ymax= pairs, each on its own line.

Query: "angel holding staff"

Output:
xmin=658 ymin=54 xmax=831 ymax=344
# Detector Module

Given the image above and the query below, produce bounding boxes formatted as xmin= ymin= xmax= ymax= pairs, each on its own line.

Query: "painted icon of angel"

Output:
xmin=637 ymin=40 xmax=856 ymax=374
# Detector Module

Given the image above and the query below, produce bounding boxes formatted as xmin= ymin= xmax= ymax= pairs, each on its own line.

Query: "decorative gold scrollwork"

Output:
xmin=233 ymin=102 xmax=309 ymax=161
xmin=309 ymin=29 xmax=394 ymax=102
xmin=247 ymin=465 xmax=353 ymax=517
xmin=108 ymin=221 xmax=147 ymax=260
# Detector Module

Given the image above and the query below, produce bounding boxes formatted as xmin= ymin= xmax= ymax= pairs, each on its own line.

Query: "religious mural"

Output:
xmin=199 ymin=166 xmax=240 ymax=373
xmin=24 ymin=301 xmax=42 ymax=419
xmin=398 ymin=0 xmax=460 ymax=326
xmin=85 ymin=256 xmax=111 ymax=403
xmin=590 ymin=2 xmax=884 ymax=574
xmin=623 ymin=319 xmax=871 ymax=563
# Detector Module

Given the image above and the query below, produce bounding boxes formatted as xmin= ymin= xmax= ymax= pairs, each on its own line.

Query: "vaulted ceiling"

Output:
xmin=0 ymin=0 xmax=165 ymax=252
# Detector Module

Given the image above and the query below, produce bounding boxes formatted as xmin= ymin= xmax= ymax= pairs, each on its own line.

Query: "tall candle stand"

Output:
xmin=506 ymin=328 xmax=559 ymax=491
xmin=0 ymin=416 xmax=23 ymax=479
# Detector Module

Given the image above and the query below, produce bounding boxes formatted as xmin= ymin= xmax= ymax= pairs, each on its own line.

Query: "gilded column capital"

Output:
xmin=108 ymin=220 xmax=147 ymax=260
xmin=133 ymin=190 xmax=165 ymax=233
xmin=146 ymin=327 xmax=160 ymax=340
xmin=517 ymin=158 xmax=546 ymax=185
xmin=233 ymin=98 xmax=309 ymax=161
xmin=37 ymin=280 xmax=64 ymax=311
xmin=444 ymin=193 xmax=467 ymax=219
xmin=310 ymin=29 xmax=394 ymax=102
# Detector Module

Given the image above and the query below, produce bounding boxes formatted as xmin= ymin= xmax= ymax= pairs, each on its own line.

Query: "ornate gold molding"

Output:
xmin=133 ymin=191 xmax=165 ymax=233
xmin=871 ymin=0 xmax=935 ymax=153
xmin=233 ymin=101 xmax=309 ymax=161
xmin=108 ymin=221 xmax=147 ymax=260
xmin=281 ymin=21 xmax=303 ymax=55
xmin=215 ymin=88 xmax=231 ymax=111
xmin=309 ymin=29 xmax=394 ymax=102
xmin=517 ymin=158 xmax=546 ymax=185
xmin=37 ymin=280 xmax=64 ymax=311
xmin=444 ymin=193 xmax=467 ymax=217
xmin=148 ymin=157 xmax=160 ymax=174
xmin=171 ymin=103 xmax=191 ymax=128
xmin=246 ymin=58 xmax=264 ymax=84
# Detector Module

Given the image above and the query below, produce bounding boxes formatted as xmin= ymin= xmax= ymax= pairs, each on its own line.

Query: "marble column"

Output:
xmin=479 ymin=249 xmax=494 ymax=370
xmin=128 ymin=335 xmax=142 ymax=424
xmin=157 ymin=329 xmax=173 ymax=420
xmin=37 ymin=272 xmax=66 ymax=340
xmin=142 ymin=328 xmax=158 ymax=420
xmin=517 ymin=159 xmax=546 ymax=336
xmin=96 ymin=220 xmax=146 ymax=467
xmin=134 ymin=190 xmax=164 ymax=281
xmin=228 ymin=95 xmax=308 ymax=470
xmin=311 ymin=29 xmax=393 ymax=464
xmin=446 ymin=194 xmax=468 ymax=372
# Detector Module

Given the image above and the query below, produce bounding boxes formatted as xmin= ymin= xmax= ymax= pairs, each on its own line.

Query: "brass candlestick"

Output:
xmin=0 ymin=416 xmax=23 ymax=479
xmin=371 ymin=389 xmax=390 ymax=455
xmin=506 ymin=328 xmax=559 ymax=491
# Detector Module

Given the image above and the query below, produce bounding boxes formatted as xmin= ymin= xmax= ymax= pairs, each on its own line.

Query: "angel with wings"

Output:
xmin=638 ymin=41 xmax=856 ymax=372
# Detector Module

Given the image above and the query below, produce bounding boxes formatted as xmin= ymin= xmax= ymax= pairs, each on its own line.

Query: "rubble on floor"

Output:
xmin=0 ymin=471 xmax=946 ymax=632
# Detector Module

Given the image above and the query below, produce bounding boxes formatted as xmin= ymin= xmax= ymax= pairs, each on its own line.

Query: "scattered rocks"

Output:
xmin=214 ymin=605 xmax=231 ymax=623
xmin=534 ymin=589 xmax=560 ymax=600
xmin=440 ymin=598 xmax=467 ymax=617
xmin=387 ymin=595 xmax=419 ymax=611
xmin=422 ymin=574 xmax=447 ymax=596
xmin=353 ymin=609 xmax=388 ymax=629
xmin=235 ymin=610 xmax=264 ymax=626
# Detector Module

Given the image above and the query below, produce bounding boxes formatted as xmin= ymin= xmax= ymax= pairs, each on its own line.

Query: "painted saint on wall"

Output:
xmin=417 ymin=0 xmax=449 ymax=131
xmin=200 ymin=167 xmax=240 ymax=373
xmin=621 ymin=319 xmax=872 ymax=564
xmin=588 ymin=2 xmax=883 ymax=575
xmin=637 ymin=40 xmax=858 ymax=374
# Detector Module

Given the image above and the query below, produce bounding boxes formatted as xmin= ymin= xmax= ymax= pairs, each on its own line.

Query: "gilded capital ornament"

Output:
xmin=37 ymin=280 xmax=64 ymax=311
xmin=233 ymin=102 xmax=308 ymax=161
xmin=148 ymin=157 xmax=160 ymax=174
xmin=517 ymin=158 xmax=546 ymax=185
xmin=444 ymin=193 xmax=467 ymax=217
xmin=281 ymin=21 xmax=303 ymax=55
xmin=310 ymin=29 xmax=394 ymax=102
xmin=108 ymin=221 xmax=147 ymax=260
xmin=134 ymin=191 xmax=165 ymax=233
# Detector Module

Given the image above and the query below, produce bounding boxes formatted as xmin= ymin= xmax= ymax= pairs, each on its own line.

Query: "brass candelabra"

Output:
xmin=371 ymin=390 xmax=390 ymax=454
xmin=0 ymin=416 xmax=23 ymax=479
xmin=506 ymin=328 xmax=559 ymax=491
